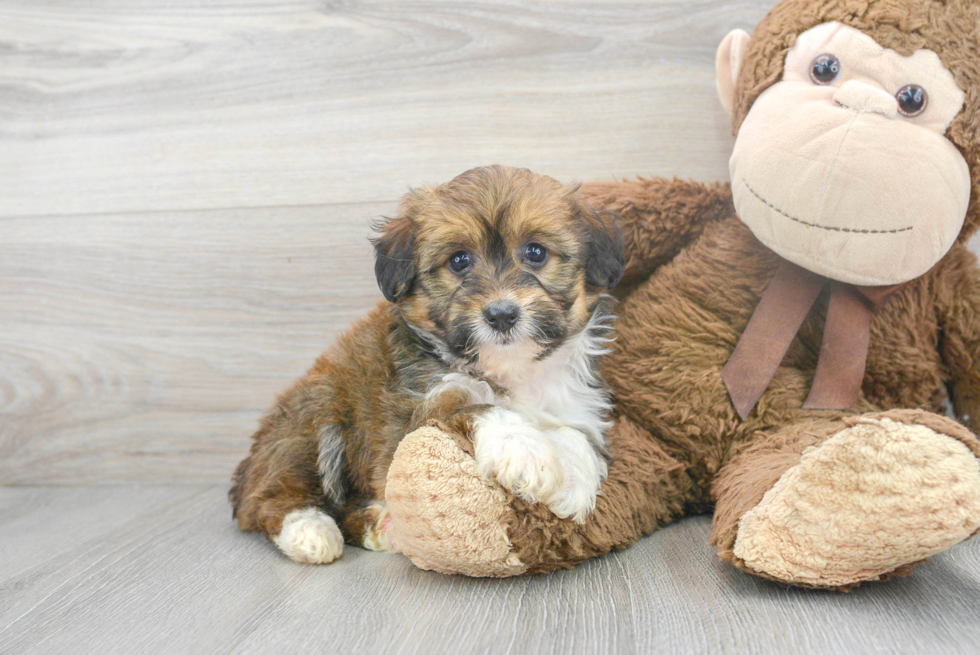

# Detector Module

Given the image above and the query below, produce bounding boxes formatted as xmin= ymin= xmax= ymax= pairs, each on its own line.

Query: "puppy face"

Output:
xmin=373 ymin=166 xmax=623 ymax=363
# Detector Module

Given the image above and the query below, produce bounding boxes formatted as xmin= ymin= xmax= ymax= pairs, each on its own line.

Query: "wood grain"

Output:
xmin=0 ymin=0 xmax=977 ymax=488
xmin=0 ymin=0 xmax=772 ymax=218
xmin=3 ymin=2 xmax=980 ymax=651
xmin=0 ymin=203 xmax=385 ymax=484
xmin=0 ymin=0 xmax=773 ymax=484
xmin=2 ymin=485 xmax=980 ymax=655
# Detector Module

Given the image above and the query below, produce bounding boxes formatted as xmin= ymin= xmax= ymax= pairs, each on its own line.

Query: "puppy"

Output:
xmin=230 ymin=165 xmax=624 ymax=564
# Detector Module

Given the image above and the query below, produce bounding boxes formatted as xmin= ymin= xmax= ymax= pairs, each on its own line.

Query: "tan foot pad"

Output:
xmin=733 ymin=417 xmax=980 ymax=587
xmin=385 ymin=425 xmax=527 ymax=577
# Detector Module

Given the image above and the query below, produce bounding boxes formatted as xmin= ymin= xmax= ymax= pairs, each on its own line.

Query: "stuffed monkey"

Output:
xmin=382 ymin=0 xmax=980 ymax=588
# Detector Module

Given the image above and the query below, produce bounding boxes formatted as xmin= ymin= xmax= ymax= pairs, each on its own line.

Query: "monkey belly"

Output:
xmin=601 ymin=217 xmax=946 ymax=493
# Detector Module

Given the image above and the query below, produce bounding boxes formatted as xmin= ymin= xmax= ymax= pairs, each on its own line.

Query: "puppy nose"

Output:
xmin=484 ymin=301 xmax=520 ymax=332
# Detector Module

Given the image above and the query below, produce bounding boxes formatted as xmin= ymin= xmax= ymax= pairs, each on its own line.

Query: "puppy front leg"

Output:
xmin=547 ymin=427 xmax=608 ymax=523
xmin=471 ymin=406 xmax=565 ymax=508
xmin=471 ymin=411 xmax=607 ymax=522
xmin=419 ymin=379 xmax=586 ymax=518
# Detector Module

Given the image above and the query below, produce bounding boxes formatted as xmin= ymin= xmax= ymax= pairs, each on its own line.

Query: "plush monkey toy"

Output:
xmin=381 ymin=0 xmax=980 ymax=588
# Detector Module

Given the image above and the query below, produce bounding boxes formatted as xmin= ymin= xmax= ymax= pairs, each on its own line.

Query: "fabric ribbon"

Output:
xmin=722 ymin=260 xmax=901 ymax=421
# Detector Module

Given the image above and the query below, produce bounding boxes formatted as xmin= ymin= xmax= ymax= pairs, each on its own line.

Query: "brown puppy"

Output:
xmin=230 ymin=165 xmax=624 ymax=564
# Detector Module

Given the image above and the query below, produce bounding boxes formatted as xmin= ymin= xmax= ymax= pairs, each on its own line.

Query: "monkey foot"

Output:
xmin=384 ymin=425 xmax=527 ymax=577
xmin=733 ymin=413 xmax=980 ymax=587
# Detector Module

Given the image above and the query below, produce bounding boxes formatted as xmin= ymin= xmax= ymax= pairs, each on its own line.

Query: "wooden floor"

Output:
xmin=3 ymin=1 xmax=980 ymax=653
xmin=3 ymin=485 xmax=980 ymax=655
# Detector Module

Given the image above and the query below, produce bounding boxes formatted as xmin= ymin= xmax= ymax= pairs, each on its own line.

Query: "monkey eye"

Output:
xmin=809 ymin=54 xmax=841 ymax=85
xmin=448 ymin=251 xmax=472 ymax=274
xmin=896 ymin=84 xmax=928 ymax=117
xmin=524 ymin=243 xmax=548 ymax=266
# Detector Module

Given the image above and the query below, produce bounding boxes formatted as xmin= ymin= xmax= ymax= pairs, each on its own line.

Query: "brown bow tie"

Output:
xmin=722 ymin=260 xmax=901 ymax=420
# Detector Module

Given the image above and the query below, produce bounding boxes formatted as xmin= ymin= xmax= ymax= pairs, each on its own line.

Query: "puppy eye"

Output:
xmin=809 ymin=54 xmax=840 ymax=85
xmin=524 ymin=243 xmax=548 ymax=266
xmin=448 ymin=250 xmax=471 ymax=274
xmin=896 ymin=84 xmax=928 ymax=117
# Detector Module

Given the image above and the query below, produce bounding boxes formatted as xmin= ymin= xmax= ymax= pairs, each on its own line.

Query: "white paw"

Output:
xmin=362 ymin=502 xmax=398 ymax=553
xmin=473 ymin=407 xmax=564 ymax=505
xmin=274 ymin=508 xmax=344 ymax=564
xmin=545 ymin=427 xmax=608 ymax=523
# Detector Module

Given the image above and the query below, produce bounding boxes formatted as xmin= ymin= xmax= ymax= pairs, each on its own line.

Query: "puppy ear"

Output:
xmin=578 ymin=202 xmax=625 ymax=289
xmin=372 ymin=195 xmax=420 ymax=302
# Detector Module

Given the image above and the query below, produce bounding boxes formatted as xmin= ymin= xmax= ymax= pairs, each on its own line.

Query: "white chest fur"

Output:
xmin=474 ymin=328 xmax=613 ymax=448
xmin=427 ymin=313 xmax=614 ymax=449
xmin=427 ymin=316 xmax=615 ymax=523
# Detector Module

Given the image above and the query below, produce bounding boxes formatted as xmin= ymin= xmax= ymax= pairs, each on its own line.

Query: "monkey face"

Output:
xmin=720 ymin=22 xmax=971 ymax=286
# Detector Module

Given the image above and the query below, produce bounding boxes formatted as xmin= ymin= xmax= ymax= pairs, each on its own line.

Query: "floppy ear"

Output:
xmin=578 ymin=203 xmax=625 ymax=289
xmin=372 ymin=200 xmax=419 ymax=302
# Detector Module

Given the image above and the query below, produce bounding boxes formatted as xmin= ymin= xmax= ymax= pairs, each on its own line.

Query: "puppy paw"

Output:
xmin=274 ymin=508 xmax=344 ymax=564
xmin=545 ymin=427 xmax=607 ymax=523
xmin=362 ymin=502 xmax=399 ymax=553
xmin=546 ymin=481 xmax=597 ymax=524
xmin=473 ymin=407 xmax=564 ymax=505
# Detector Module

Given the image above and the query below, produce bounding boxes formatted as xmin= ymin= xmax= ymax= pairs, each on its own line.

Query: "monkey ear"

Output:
xmin=716 ymin=28 xmax=751 ymax=117
xmin=579 ymin=204 xmax=625 ymax=289
xmin=372 ymin=201 xmax=419 ymax=302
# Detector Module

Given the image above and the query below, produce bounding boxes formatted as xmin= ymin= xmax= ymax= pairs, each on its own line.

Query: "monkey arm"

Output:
xmin=578 ymin=178 xmax=736 ymax=287
xmin=938 ymin=246 xmax=980 ymax=434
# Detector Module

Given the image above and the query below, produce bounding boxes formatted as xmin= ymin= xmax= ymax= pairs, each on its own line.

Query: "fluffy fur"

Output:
xmin=229 ymin=165 xmax=624 ymax=562
xmin=379 ymin=0 xmax=980 ymax=588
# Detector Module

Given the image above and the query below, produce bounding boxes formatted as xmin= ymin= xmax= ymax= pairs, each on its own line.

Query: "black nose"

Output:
xmin=484 ymin=301 xmax=520 ymax=332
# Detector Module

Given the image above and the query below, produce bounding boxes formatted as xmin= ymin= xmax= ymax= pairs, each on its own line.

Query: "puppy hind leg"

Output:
xmin=268 ymin=422 xmax=351 ymax=564
xmin=339 ymin=499 xmax=398 ymax=552
xmin=274 ymin=507 xmax=345 ymax=565
xmin=233 ymin=456 xmax=344 ymax=565
xmin=231 ymin=399 xmax=346 ymax=565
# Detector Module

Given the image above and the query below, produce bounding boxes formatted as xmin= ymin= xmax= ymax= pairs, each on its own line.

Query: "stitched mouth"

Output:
xmin=743 ymin=180 xmax=913 ymax=235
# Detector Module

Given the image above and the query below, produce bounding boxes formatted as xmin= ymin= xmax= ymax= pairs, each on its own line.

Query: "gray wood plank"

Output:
xmin=0 ymin=203 xmax=384 ymax=484
xmin=0 ymin=485 xmax=200 ymax=573
xmin=2 ymin=486 xmax=979 ymax=655
xmin=623 ymin=517 xmax=980 ymax=654
xmin=3 ymin=2 xmax=980 ymax=649
xmin=0 ymin=0 xmax=772 ymax=218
